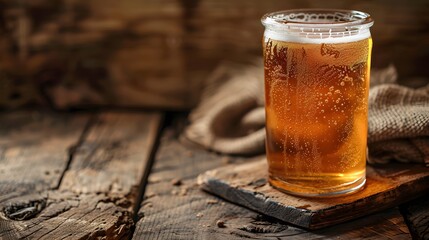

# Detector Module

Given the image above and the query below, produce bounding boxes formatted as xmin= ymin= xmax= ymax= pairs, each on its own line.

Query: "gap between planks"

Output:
xmin=131 ymin=114 xmax=165 ymax=226
xmin=55 ymin=114 xmax=97 ymax=190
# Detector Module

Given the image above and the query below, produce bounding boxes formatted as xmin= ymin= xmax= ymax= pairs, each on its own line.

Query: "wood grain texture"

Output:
xmin=60 ymin=112 xmax=162 ymax=197
xmin=0 ymin=0 xmax=190 ymax=110
xmin=0 ymin=191 xmax=133 ymax=240
xmin=400 ymin=193 xmax=429 ymax=240
xmin=0 ymin=111 xmax=89 ymax=200
xmin=0 ymin=111 xmax=162 ymax=240
xmin=133 ymin=116 xmax=411 ymax=239
xmin=199 ymin=159 xmax=429 ymax=230
xmin=1 ymin=0 xmax=428 ymax=109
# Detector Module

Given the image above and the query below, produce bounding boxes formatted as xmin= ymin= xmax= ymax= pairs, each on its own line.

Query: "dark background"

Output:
xmin=1 ymin=0 xmax=428 ymax=110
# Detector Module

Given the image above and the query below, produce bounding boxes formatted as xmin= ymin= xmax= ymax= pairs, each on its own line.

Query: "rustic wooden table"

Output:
xmin=0 ymin=111 xmax=427 ymax=240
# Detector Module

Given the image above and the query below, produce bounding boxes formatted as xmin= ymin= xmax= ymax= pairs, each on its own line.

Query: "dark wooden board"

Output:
xmin=0 ymin=0 xmax=194 ymax=110
xmin=1 ymin=0 xmax=428 ymax=110
xmin=400 ymin=193 xmax=429 ymax=240
xmin=0 ymin=111 xmax=162 ymax=240
xmin=133 ymin=115 xmax=411 ymax=239
xmin=199 ymin=159 xmax=429 ymax=230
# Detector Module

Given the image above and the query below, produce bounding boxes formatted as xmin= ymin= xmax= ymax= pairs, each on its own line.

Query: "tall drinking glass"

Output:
xmin=262 ymin=9 xmax=373 ymax=197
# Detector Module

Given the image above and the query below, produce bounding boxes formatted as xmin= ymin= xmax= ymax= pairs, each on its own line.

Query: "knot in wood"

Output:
xmin=3 ymin=199 xmax=46 ymax=221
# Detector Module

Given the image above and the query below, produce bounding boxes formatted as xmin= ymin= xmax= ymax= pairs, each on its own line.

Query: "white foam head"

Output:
xmin=264 ymin=28 xmax=371 ymax=44
xmin=262 ymin=9 xmax=373 ymax=44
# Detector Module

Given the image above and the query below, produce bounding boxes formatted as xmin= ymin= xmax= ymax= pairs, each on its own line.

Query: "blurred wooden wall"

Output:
xmin=0 ymin=0 xmax=428 ymax=109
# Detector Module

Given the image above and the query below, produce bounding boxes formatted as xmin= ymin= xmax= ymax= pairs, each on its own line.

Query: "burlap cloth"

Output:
xmin=182 ymin=60 xmax=429 ymax=166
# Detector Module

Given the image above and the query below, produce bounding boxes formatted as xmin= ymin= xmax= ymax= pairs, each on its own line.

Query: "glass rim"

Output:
xmin=261 ymin=9 xmax=374 ymax=30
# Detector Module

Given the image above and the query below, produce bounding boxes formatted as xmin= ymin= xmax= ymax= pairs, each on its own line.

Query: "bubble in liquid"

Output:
xmin=329 ymin=86 xmax=334 ymax=91
xmin=340 ymin=81 xmax=345 ymax=86
xmin=344 ymin=76 xmax=354 ymax=85
xmin=334 ymin=89 xmax=341 ymax=94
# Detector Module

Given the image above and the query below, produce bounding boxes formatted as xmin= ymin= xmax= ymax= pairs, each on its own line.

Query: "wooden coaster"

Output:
xmin=198 ymin=158 xmax=429 ymax=229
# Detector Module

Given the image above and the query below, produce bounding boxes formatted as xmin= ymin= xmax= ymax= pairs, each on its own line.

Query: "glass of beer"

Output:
xmin=262 ymin=9 xmax=373 ymax=197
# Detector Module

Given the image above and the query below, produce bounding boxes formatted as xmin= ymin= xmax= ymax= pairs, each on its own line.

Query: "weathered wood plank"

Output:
xmin=199 ymin=159 xmax=429 ymax=230
xmin=60 ymin=112 xmax=162 ymax=197
xmin=400 ymin=193 xmax=429 ymax=240
xmin=0 ymin=111 xmax=89 ymax=200
xmin=0 ymin=191 xmax=133 ymax=240
xmin=0 ymin=111 xmax=90 ymax=240
xmin=0 ymin=111 xmax=163 ymax=240
xmin=133 ymin=115 xmax=411 ymax=239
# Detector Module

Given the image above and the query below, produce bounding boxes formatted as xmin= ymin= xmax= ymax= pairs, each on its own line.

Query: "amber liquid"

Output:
xmin=264 ymin=37 xmax=372 ymax=196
